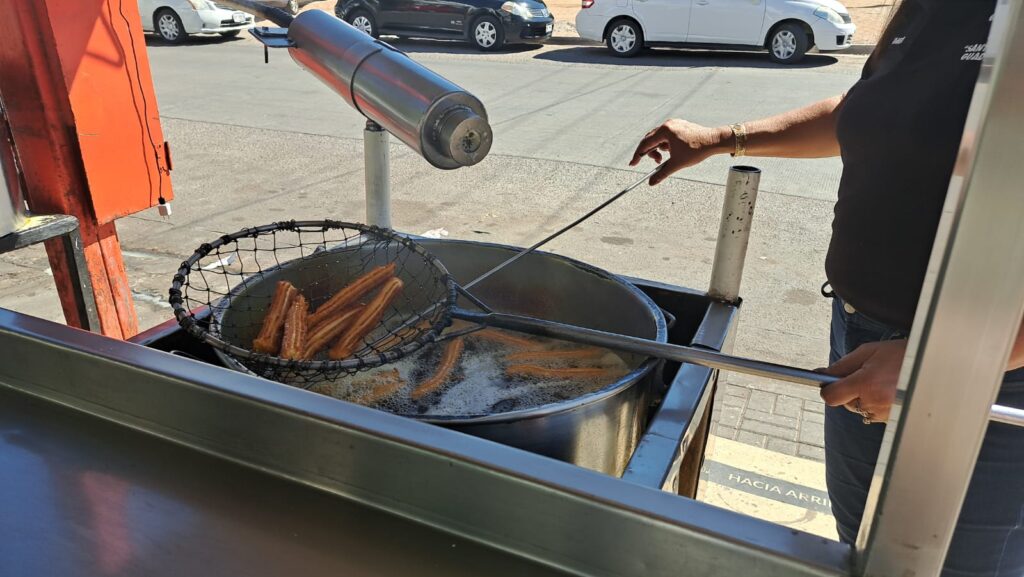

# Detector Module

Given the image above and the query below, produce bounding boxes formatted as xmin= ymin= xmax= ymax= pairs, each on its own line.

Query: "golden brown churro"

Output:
xmin=301 ymin=306 xmax=363 ymax=359
xmin=354 ymin=369 xmax=407 ymax=404
xmin=505 ymin=364 xmax=621 ymax=380
xmin=253 ymin=281 xmax=299 ymax=354
xmin=308 ymin=263 xmax=396 ymax=329
xmin=504 ymin=347 xmax=607 ymax=363
xmin=328 ymin=277 xmax=405 ymax=360
xmin=279 ymin=295 xmax=309 ymax=359
xmin=411 ymin=338 xmax=465 ymax=400
xmin=472 ymin=328 xmax=537 ymax=349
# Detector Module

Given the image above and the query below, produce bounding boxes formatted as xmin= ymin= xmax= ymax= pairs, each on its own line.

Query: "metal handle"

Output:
xmin=451 ymin=308 xmax=1024 ymax=428
xmin=463 ymin=165 xmax=661 ymax=290
xmin=452 ymin=309 xmax=836 ymax=387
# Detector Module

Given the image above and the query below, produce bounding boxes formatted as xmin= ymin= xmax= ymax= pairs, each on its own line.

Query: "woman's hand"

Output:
xmin=629 ymin=119 xmax=731 ymax=185
xmin=820 ymin=339 xmax=908 ymax=423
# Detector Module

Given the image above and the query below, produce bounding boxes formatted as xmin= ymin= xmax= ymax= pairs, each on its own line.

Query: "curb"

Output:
xmin=547 ymin=33 xmax=875 ymax=54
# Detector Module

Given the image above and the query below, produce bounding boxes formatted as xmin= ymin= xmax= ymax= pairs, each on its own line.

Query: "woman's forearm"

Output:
xmin=715 ymin=95 xmax=845 ymax=159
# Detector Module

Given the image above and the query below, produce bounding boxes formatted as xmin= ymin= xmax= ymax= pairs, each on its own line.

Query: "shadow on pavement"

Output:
xmin=144 ymin=33 xmax=248 ymax=48
xmin=535 ymin=46 xmax=840 ymax=69
xmin=384 ymin=36 xmax=545 ymax=55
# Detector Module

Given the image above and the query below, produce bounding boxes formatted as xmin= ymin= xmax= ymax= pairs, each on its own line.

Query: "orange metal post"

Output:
xmin=0 ymin=0 xmax=173 ymax=338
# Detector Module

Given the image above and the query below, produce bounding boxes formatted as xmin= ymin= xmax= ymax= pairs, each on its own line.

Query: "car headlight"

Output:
xmin=501 ymin=1 xmax=531 ymax=18
xmin=813 ymin=6 xmax=845 ymax=25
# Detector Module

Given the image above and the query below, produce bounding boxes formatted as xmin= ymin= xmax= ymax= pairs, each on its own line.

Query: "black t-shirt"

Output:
xmin=826 ymin=0 xmax=994 ymax=331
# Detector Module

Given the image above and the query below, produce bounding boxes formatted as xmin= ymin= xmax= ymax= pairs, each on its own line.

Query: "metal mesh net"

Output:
xmin=169 ymin=220 xmax=456 ymax=387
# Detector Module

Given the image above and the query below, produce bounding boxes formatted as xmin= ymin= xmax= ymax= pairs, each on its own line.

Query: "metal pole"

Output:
xmin=708 ymin=166 xmax=761 ymax=303
xmin=859 ymin=0 xmax=1024 ymax=574
xmin=364 ymin=120 xmax=391 ymax=229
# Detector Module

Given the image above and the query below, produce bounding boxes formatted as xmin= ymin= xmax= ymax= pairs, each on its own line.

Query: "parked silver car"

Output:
xmin=138 ymin=0 xmax=255 ymax=44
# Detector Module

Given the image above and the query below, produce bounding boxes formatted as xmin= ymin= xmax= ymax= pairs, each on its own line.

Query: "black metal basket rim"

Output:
xmin=168 ymin=219 xmax=458 ymax=372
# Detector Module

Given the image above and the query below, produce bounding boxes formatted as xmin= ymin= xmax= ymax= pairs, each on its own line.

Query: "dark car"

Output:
xmin=335 ymin=0 xmax=554 ymax=51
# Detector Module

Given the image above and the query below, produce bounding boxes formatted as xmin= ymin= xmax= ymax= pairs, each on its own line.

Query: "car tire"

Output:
xmin=768 ymin=23 xmax=809 ymax=64
xmin=220 ymin=30 xmax=241 ymax=38
xmin=471 ymin=15 xmax=504 ymax=51
xmin=346 ymin=10 xmax=378 ymax=38
xmin=606 ymin=19 xmax=642 ymax=57
xmin=155 ymin=9 xmax=187 ymax=44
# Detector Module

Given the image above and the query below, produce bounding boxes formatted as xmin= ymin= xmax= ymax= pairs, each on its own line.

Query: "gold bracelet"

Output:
xmin=730 ymin=123 xmax=747 ymax=157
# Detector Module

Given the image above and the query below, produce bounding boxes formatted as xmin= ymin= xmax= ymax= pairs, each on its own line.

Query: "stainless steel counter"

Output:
xmin=0 ymin=386 xmax=564 ymax=577
xmin=0 ymin=307 xmax=850 ymax=577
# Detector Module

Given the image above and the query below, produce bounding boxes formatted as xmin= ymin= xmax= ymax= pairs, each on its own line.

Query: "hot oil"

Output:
xmin=308 ymin=328 xmax=632 ymax=417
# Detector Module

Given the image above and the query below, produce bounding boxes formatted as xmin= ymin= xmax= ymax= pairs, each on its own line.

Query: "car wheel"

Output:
xmin=347 ymin=10 xmax=378 ymax=38
xmin=287 ymin=0 xmax=300 ymax=15
xmin=606 ymin=19 xmax=642 ymax=57
xmin=471 ymin=16 xmax=504 ymax=51
xmin=768 ymin=23 xmax=809 ymax=64
xmin=155 ymin=9 xmax=186 ymax=44
xmin=220 ymin=30 xmax=241 ymax=38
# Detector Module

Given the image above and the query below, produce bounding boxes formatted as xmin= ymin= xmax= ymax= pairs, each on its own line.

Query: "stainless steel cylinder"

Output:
xmin=0 ymin=102 xmax=26 ymax=238
xmin=363 ymin=121 xmax=391 ymax=228
xmin=288 ymin=10 xmax=492 ymax=169
xmin=708 ymin=166 xmax=761 ymax=302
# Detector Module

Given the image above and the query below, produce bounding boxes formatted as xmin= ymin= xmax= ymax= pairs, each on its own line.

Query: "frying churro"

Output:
xmin=505 ymin=364 xmax=623 ymax=380
xmin=328 ymin=277 xmax=405 ymax=360
xmin=411 ymin=338 xmax=464 ymax=400
xmin=253 ymin=281 xmax=299 ymax=354
xmin=472 ymin=328 xmax=537 ymax=349
xmin=354 ymin=369 xmax=407 ymax=404
xmin=504 ymin=347 xmax=607 ymax=364
xmin=308 ymin=263 xmax=396 ymax=329
xmin=279 ymin=295 xmax=309 ymax=359
xmin=301 ymin=305 xmax=363 ymax=359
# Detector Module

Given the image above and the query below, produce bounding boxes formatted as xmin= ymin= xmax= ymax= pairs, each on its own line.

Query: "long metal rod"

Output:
xmin=463 ymin=165 xmax=661 ymax=290
xmin=364 ymin=120 xmax=391 ymax=228
xmin=211 ymin=0 xmax=295 ymax=26
xmin=452 ymin=309 xmax=1023 ymax=426
xmin=453 ymin=309 xmax=837 ymax=387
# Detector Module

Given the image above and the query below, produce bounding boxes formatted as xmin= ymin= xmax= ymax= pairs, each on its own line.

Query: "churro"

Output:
xmin=308 ymin=263 xmax=396 ymax=329
xmin=411 ymin=338 xmax=464 ymax=400
xmin=354 ymin=369 xmax=407 ymax=404
xmin=253 ymin=281 xmax=299 ymax=354
xmin=504 ymin=347 xmax=607 ymax=364
xmin=328 ymin=277 xmax=404 ymax=359
xmin=301 ymin=306 xmax=363 ymax=359
xmin=505 ymin=364 xmax=622 ymax=380
xmin=279 ymin=295 xmax=309 ymax=359
xmin=472 ymin=328 xmax=536 ymax=349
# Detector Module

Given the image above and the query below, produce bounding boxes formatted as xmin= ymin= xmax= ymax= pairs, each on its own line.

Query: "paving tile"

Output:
xmin=798 ymin=444 xmax=827 ymax=462
xmin=712 ymin=425 xmax=738 ymax=440
xmin=802 ymin=410 xmax=824 ymax=424
xmin=804 ymin=399 xmax=826 ymax=412
xmin=716 ymin=405 xmax=742 ymax=428
xmin=744 ymin=408 xmax=798 ymax=429
xmin=722 ymin=383 xmax=751 ymax=399
xmin=747 ymin=390 xmax=776 ymax=413
xmin=721 ymin=394 xmax=747 ymax=409
xmin=798 ymin=424 xmax=826 ymax=447
xmin=767 ymin=437 xmax=798 ymax=455
xmin=774 ymin=395 xmax=803 ymax=419
xmin=741 ymin=418 xmax=798 ymax=441
xmin=736 ymin=430 xmax=767 ymax=448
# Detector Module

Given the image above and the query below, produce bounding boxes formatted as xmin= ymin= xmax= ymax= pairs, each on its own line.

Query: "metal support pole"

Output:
xmin=364 ymin=120 xmax=391 ymax=229
xmin=708 ymin=166 xmax=761 ymax=303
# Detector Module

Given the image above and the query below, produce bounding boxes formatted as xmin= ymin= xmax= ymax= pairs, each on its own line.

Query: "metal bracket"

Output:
xmin=248 ymin=26 xmax=294 ymax=63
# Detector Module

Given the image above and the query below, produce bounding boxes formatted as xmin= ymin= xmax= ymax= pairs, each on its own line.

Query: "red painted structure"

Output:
xmin=0 ymin=0 xmax=172 ymax=338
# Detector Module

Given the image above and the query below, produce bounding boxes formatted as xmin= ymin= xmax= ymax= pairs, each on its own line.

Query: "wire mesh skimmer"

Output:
xmin=170 ymin=219 xmax=837 ymax=390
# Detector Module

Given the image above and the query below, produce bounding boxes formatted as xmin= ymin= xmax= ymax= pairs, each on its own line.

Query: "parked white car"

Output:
xmin=575 ymin=0 xmax=855 ymax=63
xmin=139 ymin=0 xmax=255 ymax=44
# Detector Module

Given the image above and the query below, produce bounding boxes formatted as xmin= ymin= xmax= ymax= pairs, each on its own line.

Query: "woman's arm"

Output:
xmin=630 ymin=95 xmax=845 ymax=185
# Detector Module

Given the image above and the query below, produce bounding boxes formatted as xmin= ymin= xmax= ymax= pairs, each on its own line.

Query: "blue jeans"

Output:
xmin=827 ymin=297 xmax=1024 ymax=576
